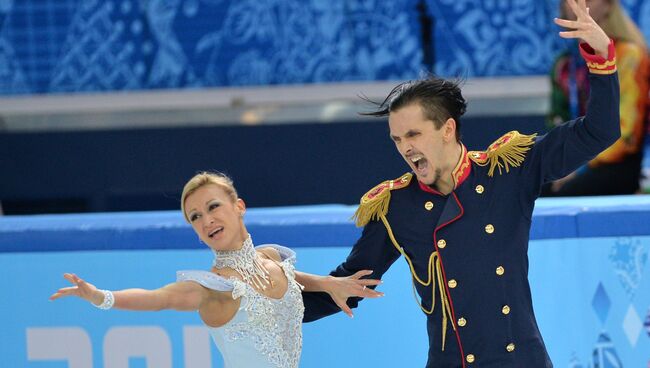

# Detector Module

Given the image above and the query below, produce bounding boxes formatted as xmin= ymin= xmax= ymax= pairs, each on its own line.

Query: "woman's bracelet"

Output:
xmin=94 ymin=290 xmax=114 ymax=310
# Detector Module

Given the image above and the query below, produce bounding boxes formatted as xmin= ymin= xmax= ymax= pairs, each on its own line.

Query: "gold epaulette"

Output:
xmin=352 ymin=173 xmax=412 ymax=227
xmin=468 ymin=131 xmax=537 ymax=177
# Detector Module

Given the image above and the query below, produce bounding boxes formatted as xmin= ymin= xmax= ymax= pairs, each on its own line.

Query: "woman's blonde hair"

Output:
xmin=601 ymin=0 xmax=647 ymax=50
xmin=181 ymin=171 xmax=239 ymax=223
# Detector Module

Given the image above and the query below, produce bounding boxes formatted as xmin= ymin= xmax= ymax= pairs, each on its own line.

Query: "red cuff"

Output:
xmin=579 ymin=39 xmax=617 ymax=75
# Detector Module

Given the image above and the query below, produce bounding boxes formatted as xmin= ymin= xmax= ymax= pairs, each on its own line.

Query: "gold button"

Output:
xmin=475 ymin=185 xmax=484 ymax=194
xmin=448 ymin=279 xmax=457 ymax=288
xmin=506 ymin=343 xmax=515 ymax=352
xmin=496 ymin=266 xmax=505 ymax=276
xmin=485 ymin=224 xmax=494 ymax=234
xmin=466 ymin=354 xmax=475 ymax=363
xmin=457 ymin=317 xmax=466 ymax=327
xmin=424 ymin=201 xmax=434 ymax=210
xmin=502 ymin=305 xmax=511 ymax=315
xmin=437 ymin=239 xmax=446 ymax=249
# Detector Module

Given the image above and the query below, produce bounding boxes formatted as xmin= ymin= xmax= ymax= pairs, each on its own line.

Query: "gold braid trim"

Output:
xmin=468 ymin=130 xmax=537 ymax=177
xmin=588 ymin=67 xmax=617 ymax=75
xmin=586 ymin=57 xmax=617 ymax=69
xmin=379 ymin=214 xmax=455 ymax=351
xmin=352 ymin=173 xmax=412 ymax=227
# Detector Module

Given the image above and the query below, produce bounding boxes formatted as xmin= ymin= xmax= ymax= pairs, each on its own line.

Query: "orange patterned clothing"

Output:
xmin=550 ymin=40 xmax=649 ymax=167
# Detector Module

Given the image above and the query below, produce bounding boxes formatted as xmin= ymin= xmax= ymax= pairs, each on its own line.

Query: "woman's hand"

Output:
xmin=50 ymin=273 xmax=105 ymax=306
xmin=554 ymin=0 xmax=611 ymax=57
xmin=323 ymin=270 xmax=384 ymax=318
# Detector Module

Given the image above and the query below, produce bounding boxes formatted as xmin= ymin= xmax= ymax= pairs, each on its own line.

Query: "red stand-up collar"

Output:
xmin=417 ymin=144 xmax=471 ymax=195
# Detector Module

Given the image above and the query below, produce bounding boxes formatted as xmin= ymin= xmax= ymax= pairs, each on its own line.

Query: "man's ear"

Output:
xmin=443 ymin=118 xmax=457 ymax=142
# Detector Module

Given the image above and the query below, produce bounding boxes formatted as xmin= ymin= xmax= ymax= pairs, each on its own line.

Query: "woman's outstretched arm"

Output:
xmin=50 ymin=273 xmax=206 ymax=312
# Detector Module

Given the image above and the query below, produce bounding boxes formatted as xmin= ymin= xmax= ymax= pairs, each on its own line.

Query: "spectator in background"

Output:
xmin=544 ymin=0 xmax=649 ymax=196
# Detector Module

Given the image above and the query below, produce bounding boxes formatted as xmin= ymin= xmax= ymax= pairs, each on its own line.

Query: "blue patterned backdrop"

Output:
xmin=429 ymin=0 xmax=650 ymax=77
xmin=427 ymin=0 xmax=562 ymax=76
xmin=0 ymin=0 xmax=423 ymax=94
xmin=1 ymin=0 xmax=650 ymax=95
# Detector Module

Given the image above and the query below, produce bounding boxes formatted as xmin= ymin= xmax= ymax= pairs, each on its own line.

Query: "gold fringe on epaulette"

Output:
xmin=351 ymin=173 xmax=412 ymax=227
xmin=486 ymin=132 xmax=537 ymax=177
xmin=352 ymin=188 xmax=391 ymax=227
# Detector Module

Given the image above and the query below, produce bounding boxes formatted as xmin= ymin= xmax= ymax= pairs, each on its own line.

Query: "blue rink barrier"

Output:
xmin=1 ymin=197 xmax=650 ymax=367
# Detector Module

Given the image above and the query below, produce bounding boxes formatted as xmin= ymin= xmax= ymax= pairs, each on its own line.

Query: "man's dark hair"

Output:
xmin=362 ymin=76 xmax=467 ymax=141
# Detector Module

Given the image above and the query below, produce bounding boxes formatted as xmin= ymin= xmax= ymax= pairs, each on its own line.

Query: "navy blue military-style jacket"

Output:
xmin=302 ymin=42 xmax=620 ymax=367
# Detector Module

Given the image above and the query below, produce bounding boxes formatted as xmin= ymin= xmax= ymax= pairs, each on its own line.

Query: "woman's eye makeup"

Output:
xmin=188 ymin=201 xmax=221 ymax=221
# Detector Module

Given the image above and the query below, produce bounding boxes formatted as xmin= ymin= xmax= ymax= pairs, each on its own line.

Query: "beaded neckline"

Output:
xmin=213 ymin=234 xmax=271 ymax=290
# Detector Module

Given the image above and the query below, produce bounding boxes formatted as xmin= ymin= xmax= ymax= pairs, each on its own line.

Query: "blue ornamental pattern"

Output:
xmin=1 ymin=0 xmax=650 ymax=94
xmin=49 ymin=0 xmax=148 ymax=92
xmin=426 ymin=0 xmax=650 ymax=77
xmin=0 ymin=0 xmax=43 ymax=94
xmin=0 ymin=0 xmax=422 ymax=94
xmin=146 ymin=0 xmax=200 ymax=88
xmin=167 ymin=0 xmax=423 ymax=86
xmin=425 ymin=0 xmax=563 ymax=77
xmin=609 ymin=238 xmax=648 ymax=300
xmin=0 ymin=32 xmax=29 ymax=94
